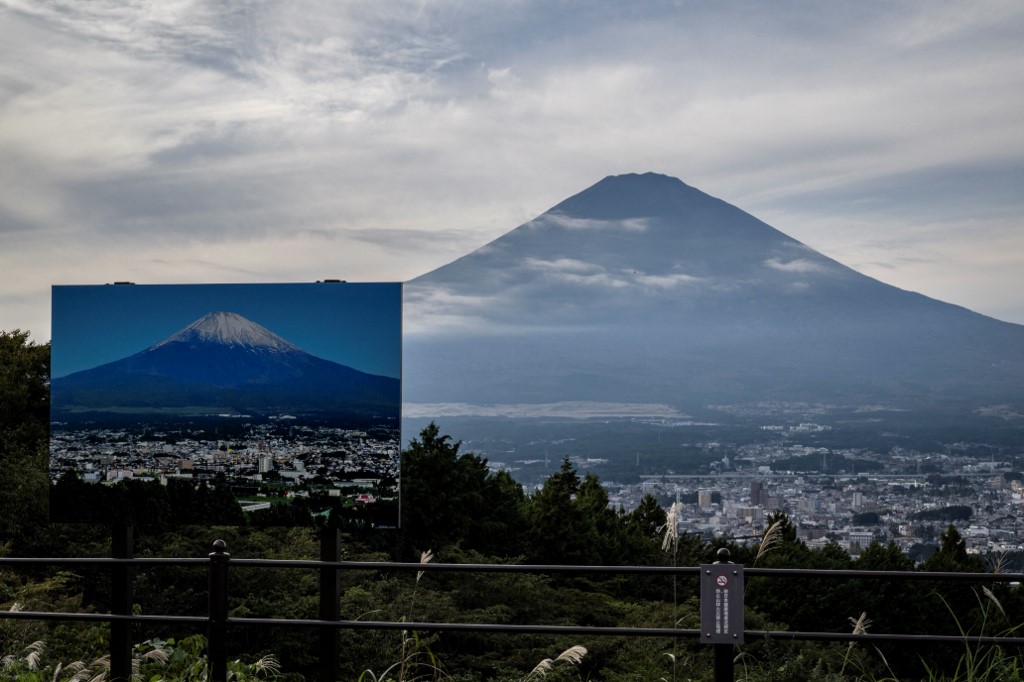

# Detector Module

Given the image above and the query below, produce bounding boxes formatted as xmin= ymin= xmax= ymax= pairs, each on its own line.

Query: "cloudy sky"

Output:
xmin=2 ymin=0 xmax=1023 ymax=341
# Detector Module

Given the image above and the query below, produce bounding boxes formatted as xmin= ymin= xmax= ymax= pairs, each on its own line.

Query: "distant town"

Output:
xmin=49 ymin=411 xmax=1024 ymax=561
xmin=50 ymin=418 xmax=400 ymax=511
xmin=476 ymin=418 xmax=1024 ymax=562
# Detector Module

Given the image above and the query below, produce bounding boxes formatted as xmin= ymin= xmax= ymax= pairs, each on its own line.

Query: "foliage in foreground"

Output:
xmin=0 ymin=634 xmax=282 ymax=682
xmin=4 ymin=328 xmax=1024 ymax=681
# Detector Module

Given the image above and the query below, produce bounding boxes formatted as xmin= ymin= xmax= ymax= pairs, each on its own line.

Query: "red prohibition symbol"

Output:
xmin=716 ymin=575 xmax=728 ymax=587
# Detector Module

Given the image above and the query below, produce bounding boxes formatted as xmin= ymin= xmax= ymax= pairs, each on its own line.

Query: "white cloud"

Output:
xmin=2 ymin=0 xmax=1024 ymax=340
xmin=633 ymin=272 xmax=701 ymax=289
xmin=402 ymin=283 xmax=511 ymax=336
xmin=520 ymin=259 xmax=700 ymax=291
xmin=522 ymin=257 xmax=603 ymax=274
xmin=764 ymin=258 xmax=828 ymax=274
xmin=536 ymin=215 xmax=651 ymax=232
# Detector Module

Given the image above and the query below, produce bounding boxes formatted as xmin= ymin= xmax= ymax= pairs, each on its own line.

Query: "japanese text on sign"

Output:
xmin=700 ymin=563 xmax=744 ymax=644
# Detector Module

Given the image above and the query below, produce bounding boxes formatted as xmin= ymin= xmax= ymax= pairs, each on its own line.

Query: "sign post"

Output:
xmin=701 ymin=548 xmax=744 ymax=681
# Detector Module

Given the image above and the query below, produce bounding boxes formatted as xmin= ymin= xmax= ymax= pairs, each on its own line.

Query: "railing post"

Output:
xmin=208 ymin=539 xmax=230 ymax=682
xmin=714 ymin=641 xmax=733 ymax=682
xmin=319 ymin=527 xmax=341 ymax=682
xmin=712 ymin=544 xmax=737 ymax=679
xmin=110 ymin=521 xmax=134 ymax=681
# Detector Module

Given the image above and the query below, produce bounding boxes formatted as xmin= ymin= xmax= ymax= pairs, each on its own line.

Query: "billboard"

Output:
xmin=50 ymin=282 xmax=402 ymax=526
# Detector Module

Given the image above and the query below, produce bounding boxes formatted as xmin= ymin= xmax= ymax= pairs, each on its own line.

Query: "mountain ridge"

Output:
xmin=149 ymin=311 xmax=300 ymax=353
xmin=52 ymin=311 xmax=400 ymax=419
xmin=403 ymin=172 xmax=1024 ymax=415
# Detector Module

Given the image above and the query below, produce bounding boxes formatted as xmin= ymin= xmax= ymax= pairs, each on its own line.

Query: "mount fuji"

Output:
xmin=403 ymin=173 xmax=1024 ymax=417
xmin=52 ymin=311 xmax=400 ymax=419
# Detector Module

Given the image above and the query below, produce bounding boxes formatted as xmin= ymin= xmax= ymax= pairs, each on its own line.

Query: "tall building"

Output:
xmin=698 ymin=489 xmax=714 ymax=510
xmin=751 ymin=479 xmax=766 ymax=507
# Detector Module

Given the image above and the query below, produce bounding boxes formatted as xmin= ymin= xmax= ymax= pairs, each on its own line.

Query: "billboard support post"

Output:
xmin=208 ymin=540 xmax=230 ymax=682
xmin=110 ymin=522 xmax=134 ymax=682
xmin=320 ymin=527 xmax=341 ymax=682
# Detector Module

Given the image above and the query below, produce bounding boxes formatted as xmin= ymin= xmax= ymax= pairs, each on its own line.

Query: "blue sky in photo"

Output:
xmin=51 ymin=282 xmax=401 ymax=379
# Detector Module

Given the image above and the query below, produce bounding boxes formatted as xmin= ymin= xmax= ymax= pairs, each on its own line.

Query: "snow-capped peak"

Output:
xmin=150 ymin=311 xmax=301 ymax=353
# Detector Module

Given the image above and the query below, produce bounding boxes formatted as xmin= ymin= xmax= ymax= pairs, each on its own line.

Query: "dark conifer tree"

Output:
xmin=0 ymin=331 xmax=50 ymax=544
xmin=400 ymin=422 xmax=527 ymax=559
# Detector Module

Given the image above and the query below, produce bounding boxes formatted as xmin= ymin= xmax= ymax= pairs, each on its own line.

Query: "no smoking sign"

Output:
xmin=700 ymin=563 xmax=745 ymax=644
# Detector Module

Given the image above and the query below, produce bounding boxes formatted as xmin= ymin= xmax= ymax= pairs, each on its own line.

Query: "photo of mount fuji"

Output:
xmin=50 ymin=283 xmax=401 ymax=521
xmin=52 ymin=283 xmax=401 ymax=420
xmin=53 ymin=309 xmax=399 ymax=418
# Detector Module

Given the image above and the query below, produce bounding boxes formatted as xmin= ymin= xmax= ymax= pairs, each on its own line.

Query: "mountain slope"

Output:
xmin=52 ymin=311 xmax=400 ymax=418
xmin=403 ymin=173 xmax=1024 ymax=412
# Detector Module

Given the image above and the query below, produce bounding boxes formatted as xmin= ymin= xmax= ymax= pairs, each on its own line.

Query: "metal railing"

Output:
xmin=2 ymin=529 xmax=1023 ymax=682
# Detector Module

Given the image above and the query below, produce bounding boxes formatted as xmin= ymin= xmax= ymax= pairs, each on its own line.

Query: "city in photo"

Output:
xmin=50 ymin=282 xmax=402 ymax=526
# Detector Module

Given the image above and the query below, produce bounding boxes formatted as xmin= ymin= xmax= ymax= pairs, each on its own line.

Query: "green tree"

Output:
xmin=468 ymin=469 xmax=529 ymax=557
xmin=0 ymin=331 xmax=49 ymax=438
xmin=623 ymin=492 xmax=673 ymax=569
xmin=921 ymin=524 xmax=984 ymax=573
xmin=166 ymin=476 xmax=199 ymax=523
xmin=855 ymin=539 xmax=914 ymax=572
xmin=744 ymin=512 xmax=860 ymax=639
xmin=400 ymin=423 xmax=527 ymax=558
xmin=575 ymin=474 xmax=623 ymax=560
xmin=627 ymin=494 xmax=665 ymax=540
xmin=0 ymin=331 xmax=50 ymax=543
xmin=525 ymin=457 xmax=597 ymax=565
xmin=401 ymin=422 xmax=474 ymax=552
xmin=764 ymin=509 xmax=799 ymax=544
xmin=852 ymin=511 xmax=882 ymax=525
xmin=851 ymin=540 xmax=919 ymax=647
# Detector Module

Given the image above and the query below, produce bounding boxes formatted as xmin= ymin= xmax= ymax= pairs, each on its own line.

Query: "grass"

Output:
xmin=919 ymin=588 xmax=1024 ymax=682
xmin=0 ymin=635 xmax=282 ymax=682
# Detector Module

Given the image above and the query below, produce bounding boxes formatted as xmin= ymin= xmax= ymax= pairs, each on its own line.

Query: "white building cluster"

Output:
xmin=49 ymin=420 xmax=400 ymax=500
xmin=603 ymin=444 xmax=1023 ymax=558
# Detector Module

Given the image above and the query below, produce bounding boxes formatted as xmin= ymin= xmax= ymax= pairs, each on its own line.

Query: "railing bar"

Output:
xmin=746 ymin=630 xmax=1024 ymax=645
xmin=0 ymin=612 xmax=207 ymax=624
xmin=210 ymin=617 xmax=1024 ymax=646
xmin=230 ymin=559 xmax=1024 ymax=583
xmin=235 ymin=618 xmax=1024 ymax=645
xmin=0 ymin=557 xmax=207 ymax=567
xmin=238 ymin=559 xmax=1023 ymax=583
xmin=232 ymin=559 xmax=704 ymax=574
xmin=745 ymin=568 xmax=1024 ymax=581
xmin=3 ymin=612 xmax=1023 ymax=647
xmin=2 ymin=556 xmax=1021 ymax=584
xmin=227 ymin=617 xmax=702 ymax=637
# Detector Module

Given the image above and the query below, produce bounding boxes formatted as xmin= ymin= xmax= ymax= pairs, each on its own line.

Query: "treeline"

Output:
xmin=46 ymin=471 xmax=397 ymax=534
xmin=12 ymin=424 xmax=1020 ymax=681
xmin=394 ymin=425 xmax=1020 ymax=680
xmin=3 ymin=330 xmax=1024 ymax=681
xmin=399 ymin=423 xmax=668 ymax=568
xmin=913 ymin=504 xmax=974 ymax=522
